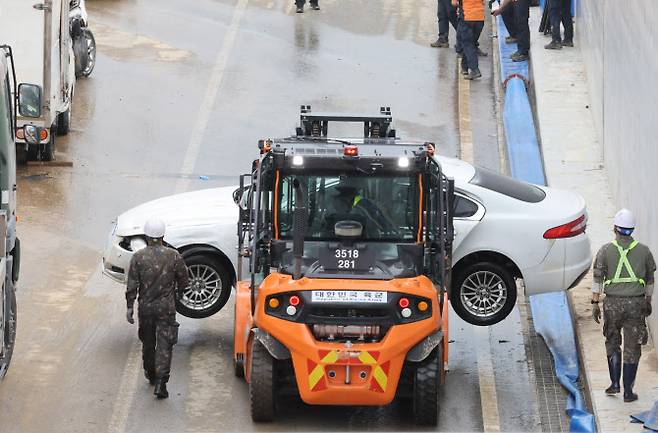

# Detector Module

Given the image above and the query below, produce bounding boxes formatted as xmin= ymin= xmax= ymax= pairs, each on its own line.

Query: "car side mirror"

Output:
xmin=18 ymin=83 xmax=42 ymax=118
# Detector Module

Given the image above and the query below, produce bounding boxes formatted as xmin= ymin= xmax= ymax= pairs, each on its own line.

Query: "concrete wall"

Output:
xmin=575 ymin=0 xmax=658 ymax=340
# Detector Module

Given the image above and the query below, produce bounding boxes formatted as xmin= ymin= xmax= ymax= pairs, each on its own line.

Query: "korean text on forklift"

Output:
xmin=233 ymin=107 xmax=455 ymax=426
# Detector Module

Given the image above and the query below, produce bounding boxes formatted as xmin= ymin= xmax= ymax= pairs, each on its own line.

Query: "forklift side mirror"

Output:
xmin=18 ymin=83 xmax=42 ymax=118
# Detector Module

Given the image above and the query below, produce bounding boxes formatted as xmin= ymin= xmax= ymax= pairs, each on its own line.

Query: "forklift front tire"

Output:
xmin=412 ymin=344 xmax=442 ymax=426
xmin=249 ymin=340 xmax=276 ymax=422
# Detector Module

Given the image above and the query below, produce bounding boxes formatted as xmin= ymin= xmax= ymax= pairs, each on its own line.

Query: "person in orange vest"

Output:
xmin=452 ymin=0 xmax=485 ymax=80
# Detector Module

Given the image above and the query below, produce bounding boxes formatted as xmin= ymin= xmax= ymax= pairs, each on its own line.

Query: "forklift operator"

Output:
xmin=325 ymin=177 xmax=396 ymax=238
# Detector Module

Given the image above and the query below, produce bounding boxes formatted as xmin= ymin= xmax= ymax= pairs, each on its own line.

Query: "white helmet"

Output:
xmin=613 ymin=208 xmax=635 ymax=229
xmin=144 ymin=217 xmax=166 ymax=239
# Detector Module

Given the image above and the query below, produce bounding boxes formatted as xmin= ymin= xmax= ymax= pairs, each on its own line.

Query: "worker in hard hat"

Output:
xmin=591 ymin=209 xmax=655 ymax=402
xmin=126 ymin=217 xmax=189 ymax=399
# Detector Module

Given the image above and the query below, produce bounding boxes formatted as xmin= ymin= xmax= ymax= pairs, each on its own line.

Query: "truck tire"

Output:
xmin=450 ymin=262 xmax=517 ymax=326
xmin=11 ymin=238 xmax=20 ymax=283
xmin=80 ymin=29 xmax=96 ymax=77
xmin=56 ymin=109 xmax=71 ymax=135
xmin=412 ymin=345 xmax=442 ymax=426
xmin=41 ymin=127 xmax=56 ymax=162
xmin=0 ymin=284 xmax=17 ymax=380
xmin=249 ymin=340 xmax=276 ymax=422
xmin=16 ymin=146 xmax=27 ymax=165
xmin=175 ymin=254 xmax=231 ymax=319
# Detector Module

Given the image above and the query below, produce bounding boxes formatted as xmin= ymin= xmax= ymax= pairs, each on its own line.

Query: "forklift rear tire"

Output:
xmin=249 ymin=340 xmax=276 ymax=422
xmin=412 ymin=344 xmax=442 ymax=426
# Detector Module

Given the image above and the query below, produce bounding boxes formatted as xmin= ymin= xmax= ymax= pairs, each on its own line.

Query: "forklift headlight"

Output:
xmin=23 ymin=125 xmax=40 ymax=145
xmin=292 ymin=155 xmax=304 ymax=166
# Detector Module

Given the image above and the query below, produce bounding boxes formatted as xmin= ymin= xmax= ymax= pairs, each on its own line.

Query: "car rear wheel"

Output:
xmin=0 ymin=284 xmax=17 ymax=380
xmin=249 ymin=340 xmax=276 ymax=422
xmin=412 ymin=345 xmax=442 ymax=425
xmin=175 ymin=254 xmax=231 ymax=319
xmin=450 ymin=262 xmax=517 ymax=326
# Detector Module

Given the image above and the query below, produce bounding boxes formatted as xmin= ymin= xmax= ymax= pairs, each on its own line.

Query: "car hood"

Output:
xmin=115 ymin=186 xmax=238 ymax=237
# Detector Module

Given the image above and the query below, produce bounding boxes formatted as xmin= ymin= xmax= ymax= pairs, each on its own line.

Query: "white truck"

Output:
xmin=0 ymin=0 xmax=75 ymax=162
xmin=1 ymin=45 xmax=38 ymax=379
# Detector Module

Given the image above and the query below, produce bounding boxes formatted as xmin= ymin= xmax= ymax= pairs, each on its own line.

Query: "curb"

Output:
xmin=493 ymin=11 xmax=596 ymax=433
xmin=567 ymin=290 xmax=600 ymax=431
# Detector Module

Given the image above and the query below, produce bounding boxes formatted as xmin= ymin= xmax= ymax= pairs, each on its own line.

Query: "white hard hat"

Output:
xmin=144 ymin=217 xmax=166 ymax=238
xmin=613 ymin=208 xmax=635 ymax=229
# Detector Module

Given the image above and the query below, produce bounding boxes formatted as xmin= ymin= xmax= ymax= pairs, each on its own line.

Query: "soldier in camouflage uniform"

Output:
xmin=126 ymin=217 xmax=189 ymax=399
xmin=591 ymin=209 xmax=654 ymax=402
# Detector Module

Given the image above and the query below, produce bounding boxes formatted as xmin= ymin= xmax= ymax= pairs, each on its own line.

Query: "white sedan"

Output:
xmin=102 ymin=156 xmax=592 ymax=325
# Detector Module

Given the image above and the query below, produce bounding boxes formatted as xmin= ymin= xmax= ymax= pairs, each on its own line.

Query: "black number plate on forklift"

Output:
xmin=319 ymin=247 xmax=375 ymax=271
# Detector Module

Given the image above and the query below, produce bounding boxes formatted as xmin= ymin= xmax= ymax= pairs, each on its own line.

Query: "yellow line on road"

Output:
xmin=457 ymin=56 xmax=502 ymax=432
xmin=106 ymin=339 xmax=142 ymax=433
xmin=457 ymin=64 xmax=474 ymax=165
xmin=106 ymin=2 xmax=250 ymax=432
xmin=474 ymin=326 xmax=502 ymax=433
xmin=175 ymin=0 xmax=250 ymax=194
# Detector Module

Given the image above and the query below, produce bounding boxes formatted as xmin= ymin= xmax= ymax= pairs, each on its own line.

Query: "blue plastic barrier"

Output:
xmin=495 ymin=14 xmax=596 ymax=433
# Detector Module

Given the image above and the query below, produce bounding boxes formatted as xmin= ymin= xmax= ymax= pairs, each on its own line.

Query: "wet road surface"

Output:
xmin=1 ymin=0 xmax=541 ymax=431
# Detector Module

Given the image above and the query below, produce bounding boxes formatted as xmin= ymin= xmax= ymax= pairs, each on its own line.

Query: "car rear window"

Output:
xmin=454 ymin=195 xmax=478 ymax=218
xmin=469 ymin=167 xmax=546 ymax=203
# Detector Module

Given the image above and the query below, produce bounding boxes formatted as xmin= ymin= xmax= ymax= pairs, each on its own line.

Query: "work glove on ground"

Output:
xmin=592 ymin=303 xmax=601 ymax=324
xmin=126 ymin=306 xmax=135 ymax=324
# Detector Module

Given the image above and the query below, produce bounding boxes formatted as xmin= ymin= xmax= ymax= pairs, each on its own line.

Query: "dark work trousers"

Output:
xmin=138 ymin=313 xmax=177 ymax=381
xmin=515 ymin=0 xmax=531 ymax=55
xmin=501 ymin=5 xmax=517 ymax=38
xmin=437 ymin=0 xmax=459 ymax=40
xmin=458 ymin=20 xmax=484 ymax=72
xmin=549 ymin=0 xmax=573 ymax=42
xmin=296 ymin=0 xmax=318 ymax=6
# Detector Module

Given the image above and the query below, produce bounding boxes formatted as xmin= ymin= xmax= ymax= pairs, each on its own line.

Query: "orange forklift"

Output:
xmin=233 ymin=107 xmax=454 ymax=425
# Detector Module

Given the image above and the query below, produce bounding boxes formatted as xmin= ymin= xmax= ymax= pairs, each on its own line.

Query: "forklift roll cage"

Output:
xmin=237 ymin=108 xmax=455 ymax=309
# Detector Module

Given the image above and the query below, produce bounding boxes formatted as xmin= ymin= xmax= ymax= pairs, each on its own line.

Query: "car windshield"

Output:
xmin=470 ymin=167 xmax=546 ymax=203
xmin=277 ymin=173 xmax=420 ymax=242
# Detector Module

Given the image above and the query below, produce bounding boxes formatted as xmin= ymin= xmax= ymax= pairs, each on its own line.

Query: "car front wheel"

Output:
xmin=450 ymin=262 xmax=517 ymax=326
xmin=176 ymin=254 xmax=231 ymax=319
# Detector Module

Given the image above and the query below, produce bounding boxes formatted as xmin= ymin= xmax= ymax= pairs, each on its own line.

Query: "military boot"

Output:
xmin=154 ymin=378 xmax=169 ymax=399
xmin=605 ymin=352 xmax=621 ymax=394
xmin=623 ymin=363 xmax=639 ymax=402
xmin=144 ymin=369 xmax=156 ymax=386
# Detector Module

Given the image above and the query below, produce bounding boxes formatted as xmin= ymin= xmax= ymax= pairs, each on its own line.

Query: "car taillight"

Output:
xmin=543 ymin=215 xmax=587 ymax=239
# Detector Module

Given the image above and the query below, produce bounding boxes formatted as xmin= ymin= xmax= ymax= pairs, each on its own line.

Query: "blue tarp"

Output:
xmin=495 ymin=14 xmax=596 ymax=433
xmin=631 ymin=401 xmax=658 ymax=432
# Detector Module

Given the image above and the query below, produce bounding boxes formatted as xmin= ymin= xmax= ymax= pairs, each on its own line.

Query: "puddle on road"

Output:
xmin=93 ymin=23 xmax=192 ymax=62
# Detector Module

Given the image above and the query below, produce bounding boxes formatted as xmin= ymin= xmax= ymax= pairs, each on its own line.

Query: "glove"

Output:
xmin=126 ymin=307 xmax=135 ymax=324
xmin=592 ymin=303 xmax=601 ymax=324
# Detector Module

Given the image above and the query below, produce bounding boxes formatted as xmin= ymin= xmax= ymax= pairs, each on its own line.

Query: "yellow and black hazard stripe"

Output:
xmin=306 ymin=349 xmax=391 ymax=393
